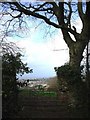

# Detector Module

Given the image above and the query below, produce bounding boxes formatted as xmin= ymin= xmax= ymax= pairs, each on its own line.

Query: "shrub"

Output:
xmin=57 ymin=64 xmax=81 ymax=84
xmin=2 ymin=52 xmax=31 ymax=118
xmin=56 ymin=64 xmax=87 ymax=108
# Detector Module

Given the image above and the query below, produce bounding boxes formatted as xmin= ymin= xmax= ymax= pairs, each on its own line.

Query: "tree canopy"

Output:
xmin=1 ymin=1 xmax=90 ymax=70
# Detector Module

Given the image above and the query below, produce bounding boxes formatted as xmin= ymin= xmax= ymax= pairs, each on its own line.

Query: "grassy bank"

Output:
xmin=19 ymin=88 xmax=57 ymax=97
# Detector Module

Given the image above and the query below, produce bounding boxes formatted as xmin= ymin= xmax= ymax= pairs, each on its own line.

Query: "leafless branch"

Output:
xmin=1 ymin=39 xmax=21 ymax=55
xmin=64 ymin=1 xmax=72 ymax=27
xmin=0 ymin=2 xmax=80 ymax=39
xmin=77 ymin=0 xmax=84 ymax=22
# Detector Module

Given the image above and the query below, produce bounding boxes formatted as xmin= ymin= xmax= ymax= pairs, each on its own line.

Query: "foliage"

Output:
xmin=57 ymin=64 xmax=82 ymax=84
xmin=56 ymin=64 xmax=87 ymax=108
xmin=2 ymin=52 xmax=32 ymax=118
xmin=2 ymin=52 xmax=31 ymax=76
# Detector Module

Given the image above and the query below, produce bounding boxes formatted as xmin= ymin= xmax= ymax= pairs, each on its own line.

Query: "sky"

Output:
xmin=7 ymin=17 xmax=82 ymax=80
xmin=14 ymin=29 xmax=69 ymax=79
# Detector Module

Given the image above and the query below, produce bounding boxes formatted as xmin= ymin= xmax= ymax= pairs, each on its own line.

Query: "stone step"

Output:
xmin=22 ymin=106 xmax=68 ymax=111
xmin=16 ymin=95 xmax=70 ymax=118
xmin=19 ymin=96 xmax=64 ymax=101
xmin=20 ymin=100 xmax=65 ymax=105
xmin=21 ymin=104 xmax=65 ymax=107
xmin=17 ymin=107 xmax=69 ymax=118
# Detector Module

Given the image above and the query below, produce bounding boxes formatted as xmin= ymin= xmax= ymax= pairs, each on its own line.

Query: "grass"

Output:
xmin=31 ymin=91 xmax=57 ymax=97
xmin=19 ymin=88 xmax=57 ymax=97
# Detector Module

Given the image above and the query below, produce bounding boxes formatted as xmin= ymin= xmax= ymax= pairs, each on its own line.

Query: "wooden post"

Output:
xmin=86 ymin=42 xmax=89 ymax=89
xmin=86 ymin=41 xmax=90 ymax=118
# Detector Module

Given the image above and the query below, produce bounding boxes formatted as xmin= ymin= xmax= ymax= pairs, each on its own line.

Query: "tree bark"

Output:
xmin=61 ymin=21 xmax=89 ymax=71
xmin=69 ymin=41 xmax=85 ymax=70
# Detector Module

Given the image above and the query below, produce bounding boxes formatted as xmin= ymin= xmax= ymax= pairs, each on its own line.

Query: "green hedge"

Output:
xmin=56 ymin=64 xmax=87 ymax=108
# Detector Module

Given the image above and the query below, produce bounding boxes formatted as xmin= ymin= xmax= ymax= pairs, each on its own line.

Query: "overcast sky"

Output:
xmin=7 ymin=17 xmax=82 ymax=79
xmin=17 ymin=32 xmax=69 ymax=79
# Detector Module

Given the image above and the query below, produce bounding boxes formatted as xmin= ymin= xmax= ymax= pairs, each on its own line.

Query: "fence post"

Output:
xmin=86 ymin=40 xmax=90 ymax=118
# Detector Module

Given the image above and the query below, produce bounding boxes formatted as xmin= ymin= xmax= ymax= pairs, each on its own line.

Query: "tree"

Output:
xmin=1 ymin=1 xmax=90 ymax=116
xmin=1 ymin=1 xmax=90 ymax=71
xmin=2 ymin=39 xmax=32 ymax=118
xmin=2 ymin=52 xmax=32 ymax=118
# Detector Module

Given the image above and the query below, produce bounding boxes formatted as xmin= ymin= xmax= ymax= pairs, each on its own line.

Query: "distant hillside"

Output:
xmin=18 ymin=76 xmax=59 ymax=91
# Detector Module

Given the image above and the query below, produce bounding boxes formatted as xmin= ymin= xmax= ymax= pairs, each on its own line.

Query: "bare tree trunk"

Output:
xmin=69 ymin=41 xmax=85 ymax=71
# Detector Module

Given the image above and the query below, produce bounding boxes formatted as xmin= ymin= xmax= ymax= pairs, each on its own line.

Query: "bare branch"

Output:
xmin=86 ymin=1 xmax=90 ymax=20
xmin=62 ymin=29 xmax=75 ymax=48
xmin=33 ymin=2 xmax=48 ymax=12
xmin=1 ymin=39 xmax=21 ymax=55
xmin=0 ymin=2 xmax=79 ymax=37
xmin=9 ymin=12 xmax=22 ymax=18
xmin=9 ymin=2 xmax=60 ymax=28
xmin=64 ymin=1 xmax=72 ymax=27
xmin=77 ymin=0 xmax=84 ymax=22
